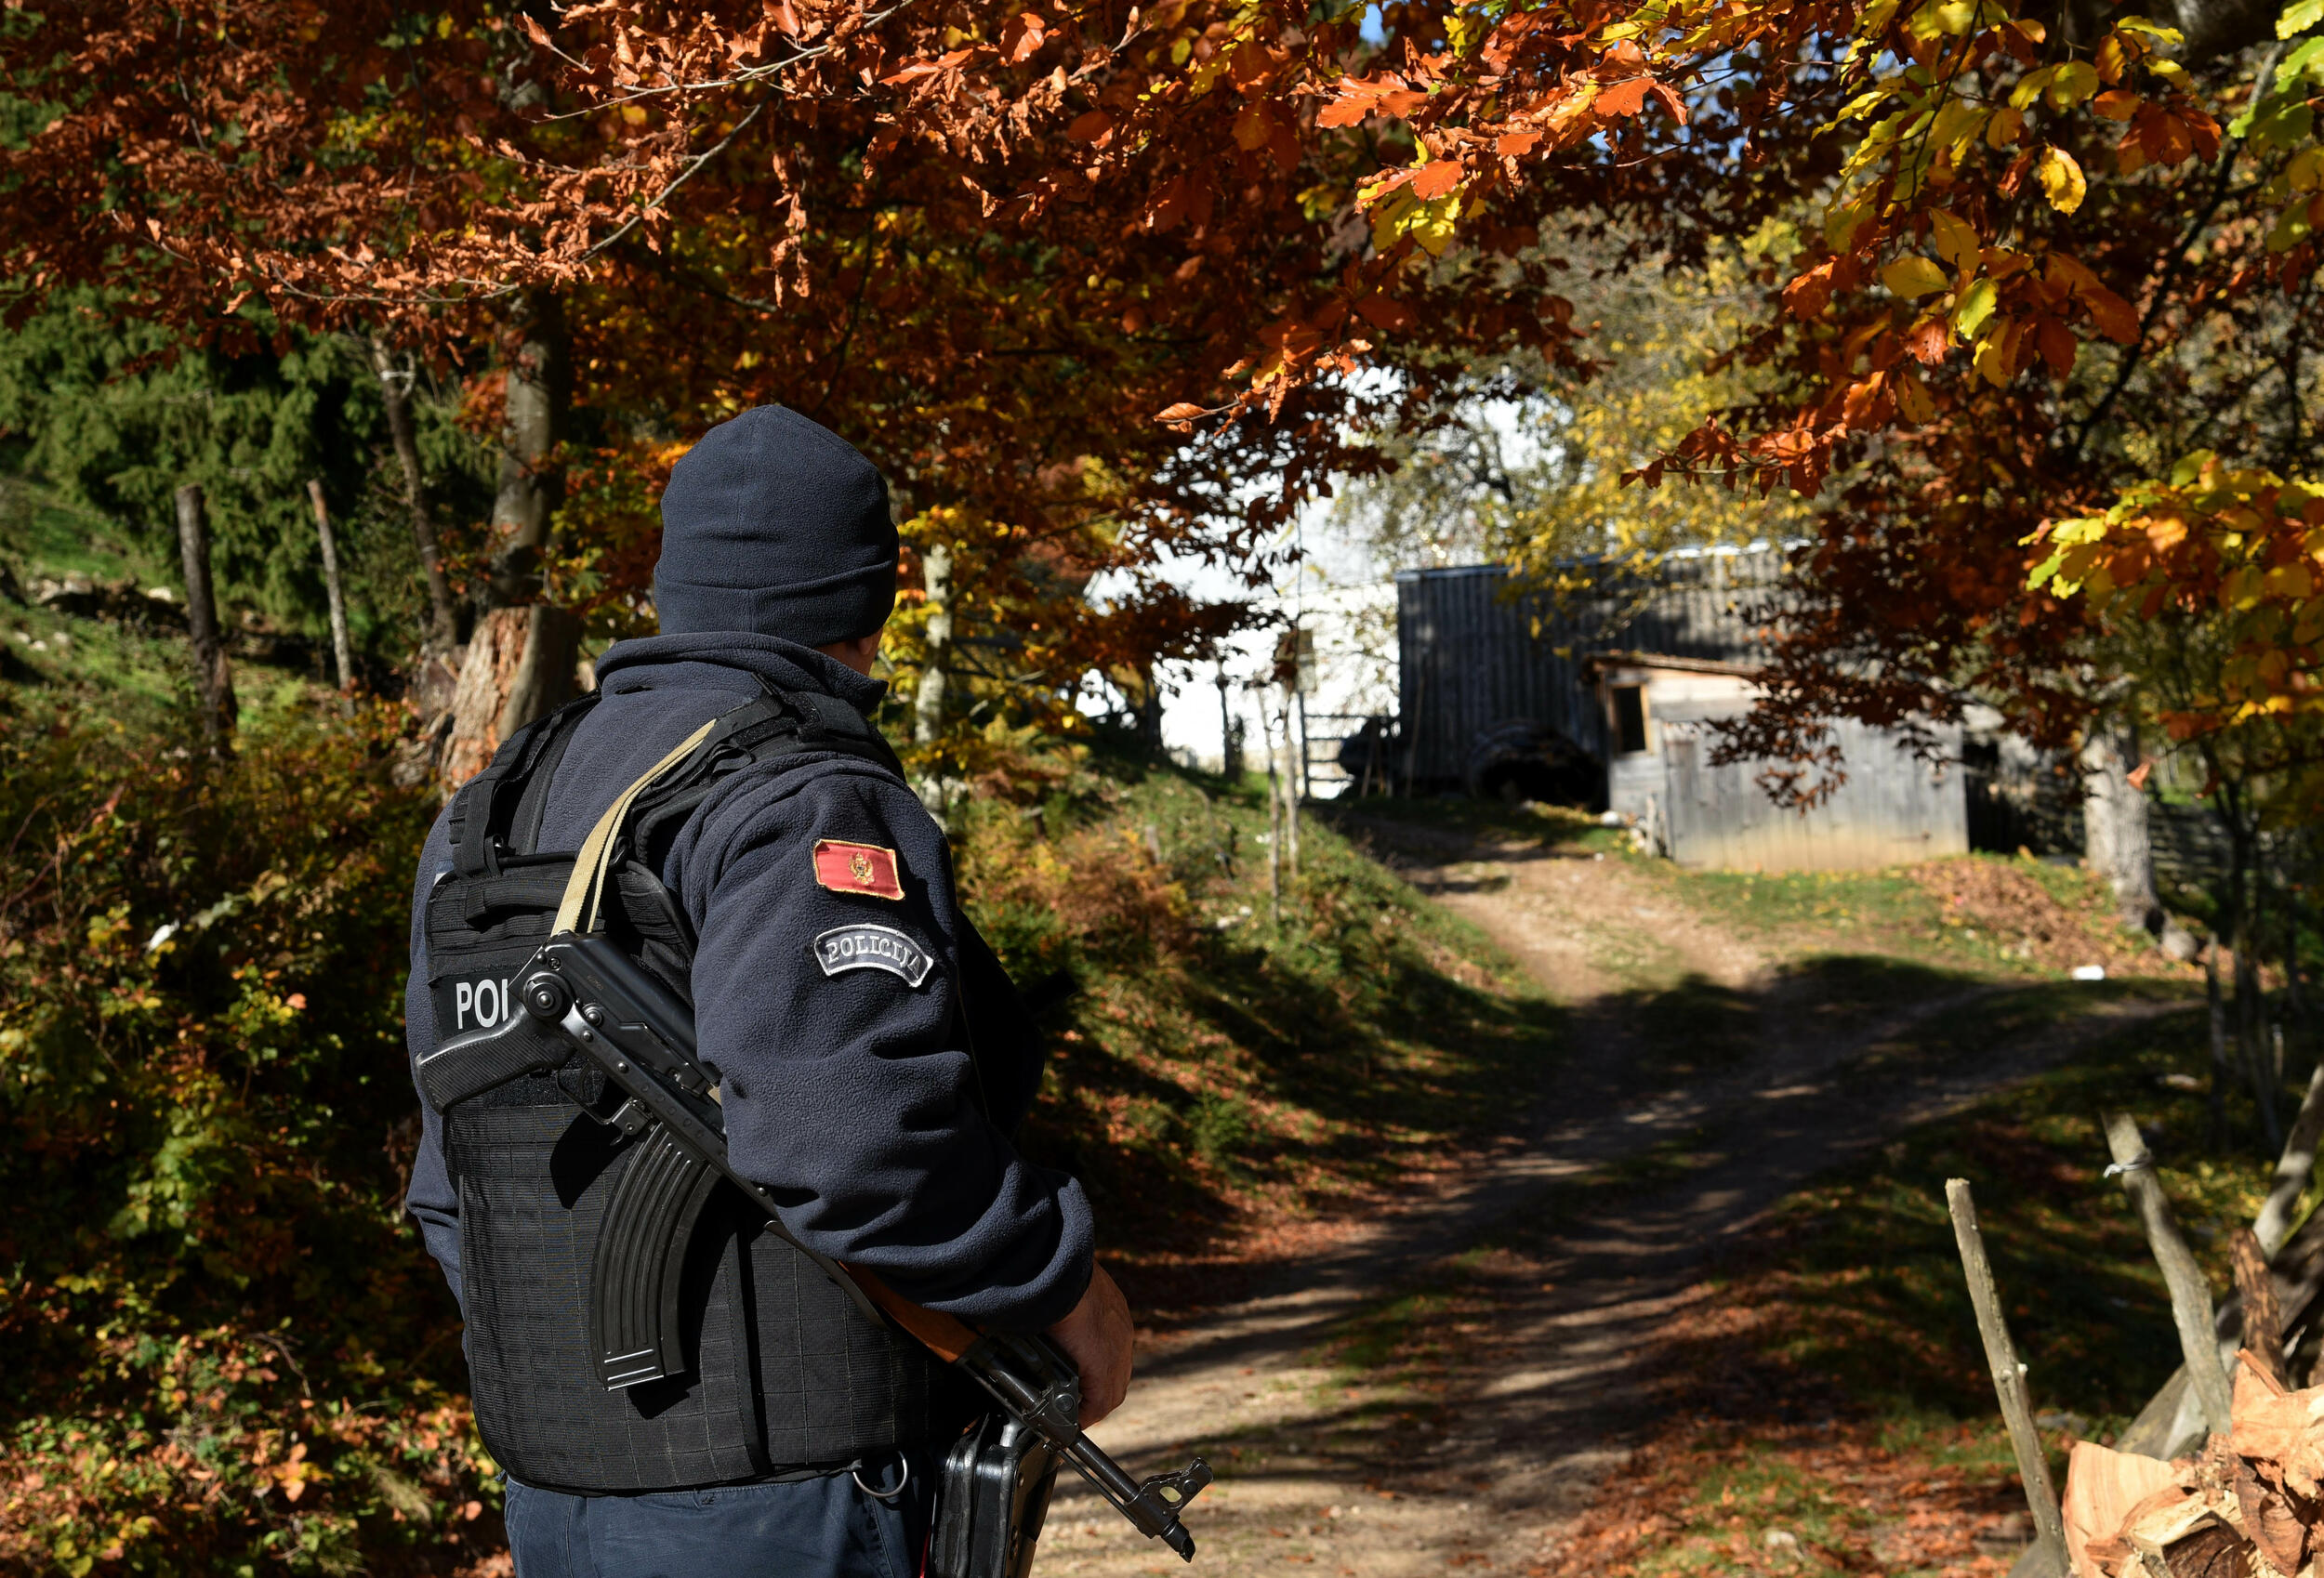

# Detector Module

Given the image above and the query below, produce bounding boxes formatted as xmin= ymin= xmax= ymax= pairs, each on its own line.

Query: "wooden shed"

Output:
xmin=1589 ymin=651 xmax=1967 ymax=873
xmin=1393 ymin=548 xmax=1787 ymax=783
xmin=1393 ymin=554 xmax=1969 ymax=874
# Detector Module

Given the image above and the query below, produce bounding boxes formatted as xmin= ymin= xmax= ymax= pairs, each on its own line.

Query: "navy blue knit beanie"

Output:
xmin=653 ymin=406 xmax=898 ymax=645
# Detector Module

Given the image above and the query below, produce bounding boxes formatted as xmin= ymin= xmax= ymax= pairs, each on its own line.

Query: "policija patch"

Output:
xmin=812 ymin=838 xmax=905 ymax=901
xmin=812 ymin=924 xmax=937 ymax=988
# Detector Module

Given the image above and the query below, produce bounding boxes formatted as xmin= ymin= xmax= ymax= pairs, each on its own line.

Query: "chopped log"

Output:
xmin=305 ymin=480 xmax=353 ymax=691
xmin=2255 ymin=1060 xmax=2324 ymax=1256
xmin=439 ymin=605 xmax=583 ymax=791
xmin=2011 ymin=1207 xmax=2324 ymax=1578
xmin=1948 ymin=1177 xmax=2072 ymax=1575
xmin=2061 ymin=1440 xmax=2185 ymax=1578
xmin=2104 ymin=1112 xmax=2237 ymax=1437
xmin=172 ymin=482 xmax=237 ymax=756
xmin=2233 ymin=1229 xmax=2287 ymax=1388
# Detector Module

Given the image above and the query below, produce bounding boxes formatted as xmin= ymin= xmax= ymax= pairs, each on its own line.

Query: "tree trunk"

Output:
xmin=913 ymin=542 xmax=951 ymax=747
xmin=306 ymin=480 xmax=353 ymax=690
xmin=367 ymin=337 xmax=459 ymax=651
xmin=2081 ymin=719 xmax=2199 ymax=959
xmin=2288 ymin=886 xmax=2312 ymax=1033
xmin=173 ymin=483 xmax=236 ymax=756
xmin=487 ymin=290 xmax=570 ymax=608
xmin=2217 ymin=812 xmax=2283 ymax=1151
xmin=439 ymin=605 xmax=581 ymax=791
xmin=2242 ymin=905 xmax=2279 ymax=1151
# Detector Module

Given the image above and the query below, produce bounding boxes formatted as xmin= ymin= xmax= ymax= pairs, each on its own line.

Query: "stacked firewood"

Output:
xmin=2066 ymin=1356 xmax=2324 ymax=1577
xmin=1951 ymin=1082 xmax=2324 ymax=1578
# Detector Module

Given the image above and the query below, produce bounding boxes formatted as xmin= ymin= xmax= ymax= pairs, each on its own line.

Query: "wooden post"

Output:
xmin=2232 ymin=1227 xmax=2287 ymax=1387
xmin=306 ymin=480 xmax=353 ymax=691
xmin=1279 ymin=688 xmax=1301 ymax=884
xmin=1945 ymin=1179 xmax=2070 ymax=1575
xmin=2102 ymin=1111 xmax=2235 ymax=1435
xmin=1274 ymin=702 xmax=1292 ymax=925
xmin=173 ymin=482 xmax=236 ymax=756
xmin=2254 ymin=1059 xmax=2324 ymax=1255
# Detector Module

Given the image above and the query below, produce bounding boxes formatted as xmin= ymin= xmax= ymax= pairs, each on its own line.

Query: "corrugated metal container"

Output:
xmin=1393 ymin=550 xmax=1786 ymax=786
xmin=1655 ymin=714 xmax=1967 ymax=871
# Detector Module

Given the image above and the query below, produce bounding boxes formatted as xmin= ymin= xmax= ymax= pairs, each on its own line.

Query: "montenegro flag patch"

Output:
xmin=812 ymin=838 xmax=905 ymax=901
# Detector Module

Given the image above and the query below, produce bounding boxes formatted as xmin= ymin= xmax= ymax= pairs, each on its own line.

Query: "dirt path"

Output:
xmin=1038 ymin=825 xmax=2172 ymax=1576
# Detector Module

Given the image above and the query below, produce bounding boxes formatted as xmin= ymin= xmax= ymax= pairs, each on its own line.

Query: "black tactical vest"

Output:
xmin=423 ymin=686 xmax=980 ymax=1494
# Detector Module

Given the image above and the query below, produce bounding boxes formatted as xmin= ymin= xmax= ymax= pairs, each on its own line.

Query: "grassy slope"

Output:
xmin=2 ymin=480 xmax=318 ymax=729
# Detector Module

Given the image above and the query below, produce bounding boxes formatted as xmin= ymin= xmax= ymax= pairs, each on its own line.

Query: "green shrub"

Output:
xmin=0 ymin=693 xmax=499 ymax=1576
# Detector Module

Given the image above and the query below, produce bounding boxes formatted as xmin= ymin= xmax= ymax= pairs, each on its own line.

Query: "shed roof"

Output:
xmin=1582 ymin=649 xmax=1765 ymax=679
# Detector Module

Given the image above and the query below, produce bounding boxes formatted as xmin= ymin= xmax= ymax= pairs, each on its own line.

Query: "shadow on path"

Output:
xmin=1039 ymin=825 xmax=2185 ymax=1577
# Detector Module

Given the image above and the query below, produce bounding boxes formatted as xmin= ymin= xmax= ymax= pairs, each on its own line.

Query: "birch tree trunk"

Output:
xmin=913 ymin=543 xmax=951 ymax=748
xmin=306 ymin=480 xmax=353 ymax=690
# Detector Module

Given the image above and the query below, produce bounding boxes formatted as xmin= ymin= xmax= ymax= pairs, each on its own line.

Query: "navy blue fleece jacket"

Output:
xmin=402 ymin=633 xmax=1093 ymax=1331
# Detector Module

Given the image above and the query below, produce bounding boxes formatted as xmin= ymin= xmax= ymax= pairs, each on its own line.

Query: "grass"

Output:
xmin=3 ymin=479 xmax=327 ymax=730
xmin=1658 ymin=852 xmax=2181 ymax=982
xmin=0 ymin=475 xmax=175 ymax=589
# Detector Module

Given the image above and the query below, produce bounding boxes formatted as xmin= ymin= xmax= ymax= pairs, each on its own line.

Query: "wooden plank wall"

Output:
xmin=1394 ymin=550 xmax=1789 ymax=786
xmin=1657 ymin=715 xmax=1969 ymax=872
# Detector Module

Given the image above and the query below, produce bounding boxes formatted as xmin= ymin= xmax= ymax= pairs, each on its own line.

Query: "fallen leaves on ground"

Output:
xmin=1909 ymin=859 xmax=2180 ymax=976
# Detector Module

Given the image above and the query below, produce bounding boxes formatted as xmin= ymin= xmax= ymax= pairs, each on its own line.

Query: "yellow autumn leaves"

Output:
xmin=2039 ymin=146 xmax=2089 ymax=213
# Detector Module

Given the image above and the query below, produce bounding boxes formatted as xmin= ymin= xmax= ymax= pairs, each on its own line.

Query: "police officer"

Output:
xmin=403 ymin=405 xmax=1133 ymax=1577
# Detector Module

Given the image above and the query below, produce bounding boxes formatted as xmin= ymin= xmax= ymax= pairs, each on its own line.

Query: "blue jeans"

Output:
xmin=504 ymin=1453 xmax=935 ymax=1578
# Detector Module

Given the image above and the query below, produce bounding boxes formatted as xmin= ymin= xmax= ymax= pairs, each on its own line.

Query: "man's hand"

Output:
xmin=1046 ymin=1261 xmax=1133 ymax=1427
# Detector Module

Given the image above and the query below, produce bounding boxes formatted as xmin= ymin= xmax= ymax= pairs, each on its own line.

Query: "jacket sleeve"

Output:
xmin=402 ymin=812 xmax=465 ymax=1308
xmin=669 ymin=759 xmax=1094 ymax=1332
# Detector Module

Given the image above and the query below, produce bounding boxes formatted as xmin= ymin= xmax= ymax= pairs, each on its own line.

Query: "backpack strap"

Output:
xmin=553 ymin=684 xmax=907 ymax=940
xmin=447 ymin=691 xmax=604 ymax=879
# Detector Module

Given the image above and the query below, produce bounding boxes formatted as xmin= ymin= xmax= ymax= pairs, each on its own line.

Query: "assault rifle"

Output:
xmin=416 ymin=931 xmax=1210 ymax=1562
